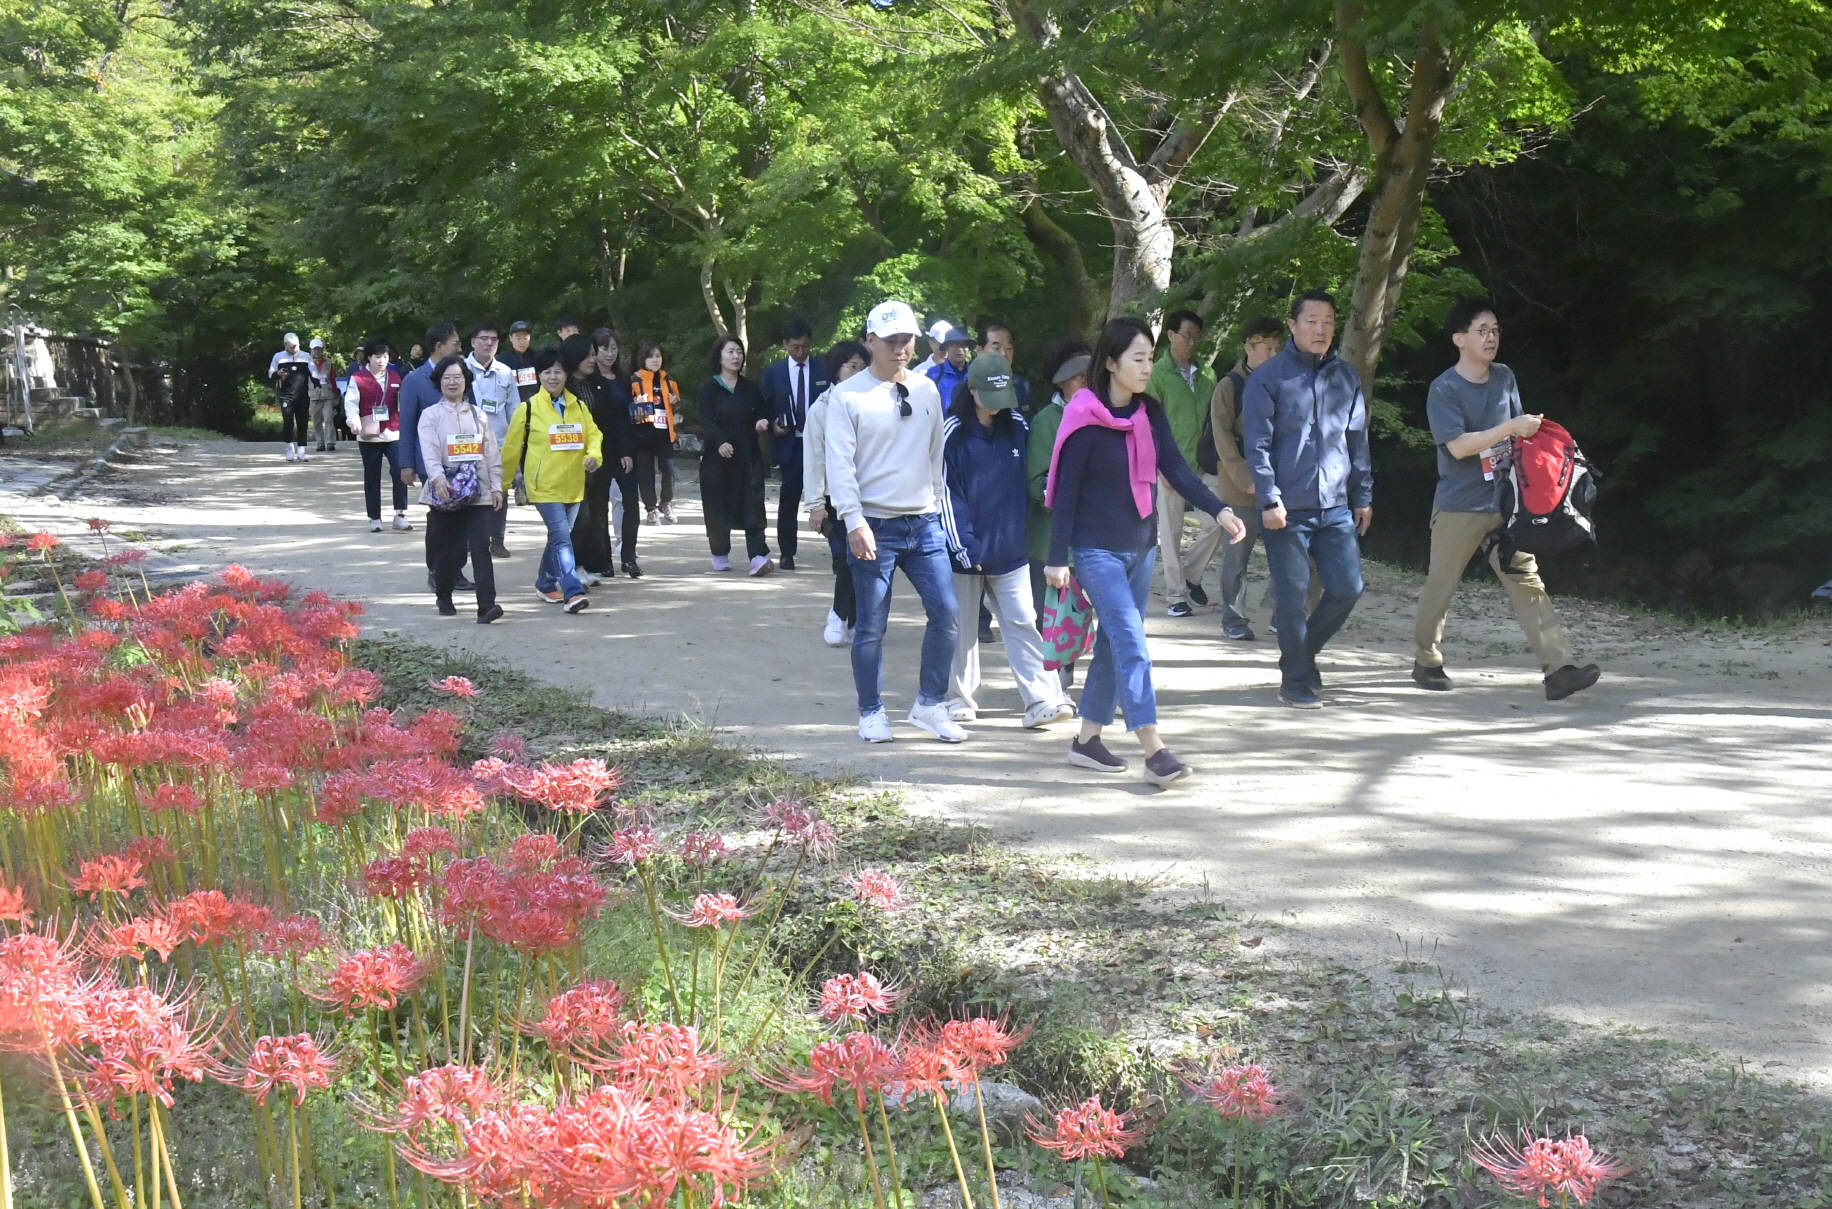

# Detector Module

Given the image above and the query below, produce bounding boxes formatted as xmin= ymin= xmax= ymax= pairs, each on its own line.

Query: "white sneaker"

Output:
xmin=297 ymin=447 xmax=308 ymax=462
xmin=1022 ymin=700 xmax=1077 ymax=729
xmin=946 ymin=701 xmax=977 ymax=722
xmin=580 ymin=572 xmax=602 ymax=588
xmin=748 ymin=555 xmax=775 ymax=577
xmin=368 ymin=518 xmax=383 ymax=533
xmin=284 ymin=445 xmax=296 ymax=462
xmin=392 ymin=513 xmax=412 ymax=532
xmin=822 ymin=610 xmax=848 ymax=646
xmin=908 ymin=702 xmax=967 ymax=743
xmin=858 ymin=709 xmax=894 ymax=743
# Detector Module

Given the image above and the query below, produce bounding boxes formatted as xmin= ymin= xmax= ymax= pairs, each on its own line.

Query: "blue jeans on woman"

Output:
xmin=533 ymin=501 xmax=584 ymax=599
xmin=1073 ymin=546 xmax=1159 ymax=730
xmin=847 ymin=513 xmax=959 ymax=716
xmin=1262 ymin=505 xmax=1365 ymax=693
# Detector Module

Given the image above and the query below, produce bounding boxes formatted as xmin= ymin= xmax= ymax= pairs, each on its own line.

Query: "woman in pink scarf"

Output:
xmin=1043 ymin=316 xmax=1246 ymax=785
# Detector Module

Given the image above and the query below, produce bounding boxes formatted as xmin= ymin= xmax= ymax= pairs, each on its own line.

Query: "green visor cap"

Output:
xmin=967 ymin=352 xmax=1019 ymax=411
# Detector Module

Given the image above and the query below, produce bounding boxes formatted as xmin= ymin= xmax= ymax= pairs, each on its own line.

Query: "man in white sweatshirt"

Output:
xmin=825 ymin=300 xmax=964 ymax=744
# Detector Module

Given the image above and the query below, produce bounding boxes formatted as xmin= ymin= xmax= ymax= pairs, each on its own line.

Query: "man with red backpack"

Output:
xmin=1412 ymin=298 xmax=1599 ymax=701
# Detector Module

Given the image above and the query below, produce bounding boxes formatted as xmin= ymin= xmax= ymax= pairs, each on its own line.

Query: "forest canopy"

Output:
xmin=4 ymin=0 xmax=1830 ymax=608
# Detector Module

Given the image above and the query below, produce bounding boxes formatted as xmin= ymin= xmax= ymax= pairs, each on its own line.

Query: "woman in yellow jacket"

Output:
xmin=500 ymin=346 xmax=605 ymax=613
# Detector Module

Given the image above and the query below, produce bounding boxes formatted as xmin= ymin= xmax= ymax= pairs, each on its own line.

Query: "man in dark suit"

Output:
xmin=762 ymin=318 xmax=829 ymax=570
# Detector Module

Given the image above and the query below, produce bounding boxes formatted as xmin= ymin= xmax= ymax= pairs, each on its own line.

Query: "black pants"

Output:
xmin=360 ymin=441 xmax=407 ymax=519
xmin=701 ymin=455 xmax=769 ymax=560
xmin=427 ymin=506 xmax=496 ymax=614
xmin=575 ymin=467 xmax=642 ymax=572
xmin=635 ymin=449 xmax=674 ymax=512
xmin=777 ymin=465 xmax=802 ymax=562
xmin=281 ymin=398 xmax=310 ymax=444
xmin=611 ymin=469 xmax=640 ymax=563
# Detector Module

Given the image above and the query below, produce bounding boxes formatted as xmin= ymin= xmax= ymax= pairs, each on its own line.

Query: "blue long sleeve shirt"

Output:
xmin=1047 ymin=399 xmax=1224 ymax=567
xmin=1241 ymin=344 xmax=1373 ymax=511
xmin=396 ymin=360 xmax=442 ymax=477
xmin=940 ymin=411 xmax=1031 ymax=576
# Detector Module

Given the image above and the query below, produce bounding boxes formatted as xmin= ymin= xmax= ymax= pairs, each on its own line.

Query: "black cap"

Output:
xmin=508 ymin=320 xmax=531 ymax=333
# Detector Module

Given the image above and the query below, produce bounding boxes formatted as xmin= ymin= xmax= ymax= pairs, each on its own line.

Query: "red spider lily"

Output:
xmin=506 ymin=833 xmax=562 ymax=872
xmin=168 ymin=890 xmax=269 ymax=948
xmin=489 ymin=731 xmax=527 ymax=762
xmin=74 ymin=570 xmax=108 ymax=592
xmin=817 ymin=972 xmax=904 ymax=1025
xmin=80 ymin=982 xmax=224 ymax=1110
xmin=496 ymin=909 xmax=579 ymax=957
xmin=1471 ymin=1133 xmax=1630 ymax=1208
xmin=313 ymin=943 xmax=430 ymax=1013
xmin=363 ymin=855 xmax=428 ymax=900
xmin=606 ymin=825 xmax=659 ymax=865
xmin=401 ymin=825 xmax=457 ymax=860
xmin=1187 ymin=1063 xmax=1281 ymax=1121
xmin=667 ymin=892 xmax=748 ymax=930
xmin=86 ymin=517 xmax=112 ymax=532
xmin=1026 ymin=1095 xmax=1142 ymax=1161
xmin=591 ymin=1020 xmax=730 ymax=1095
xmin=889 ymin=1032 xmax=968 ymax=1101
xmin=229 ymin=1033 xmax=340 ymax=1106
xmin=93 ymin=914 xmax=187 ymax=963
xmin=766 ymin=1031 xmax=902 ymax=1111
xmin=0 ymin=932 xmax=94 ymax=1051
xmin=758 ymin=797 xmax=809 ymax=832
xmin=369 ymin=1063 xmax=508 ymax=1136
xmin=25 ymin=532 xmax=59 ymax=552
xmin=0 ymin=881 xmax=32 ymax=928
xmin=144 ymin=783 xmax=203 ymax=815
xmin=678 ymin=831 xmax=727 ymax=867
xmin=530 ymin=980 xmax=627 ymax=1053
xmin=847 ymin=868 xmax=907 ymax=912
xmin=940 ymin=1015 xmax=1031 ymax=1075
xmin=68 ymin=853 xmax=148 ymax=899
xmin=433 ymin=675 xmax=479 ymax=697
xmin=103 ymin=547 xmax=147 ymax=568
xmin=509 ymin=757 xmax=626 ymax=816
xmin=123 ymin=835 xmax=174 ymax=867
xmin=260 ymin=914 xmax=330 ymax=957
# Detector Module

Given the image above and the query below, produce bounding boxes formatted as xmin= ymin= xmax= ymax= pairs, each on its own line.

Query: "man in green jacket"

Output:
xmin=1147 ymin=310 xmax=1221 ymax=617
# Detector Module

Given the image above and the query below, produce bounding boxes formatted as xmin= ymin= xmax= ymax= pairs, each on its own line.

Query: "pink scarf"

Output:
xmin=1046 ymin=387 xmax=1156 ymax=518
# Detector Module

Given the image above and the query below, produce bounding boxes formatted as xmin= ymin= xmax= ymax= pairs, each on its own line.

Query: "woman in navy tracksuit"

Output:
xmin=939 ymin=352 xmax=1075 ymax=728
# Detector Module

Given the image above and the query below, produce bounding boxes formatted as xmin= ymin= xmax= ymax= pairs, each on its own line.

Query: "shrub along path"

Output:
xmin=8 ymin=433 xmax=1832 ymax=1093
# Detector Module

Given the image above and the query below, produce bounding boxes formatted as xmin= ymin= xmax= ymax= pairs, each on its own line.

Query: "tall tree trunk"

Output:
xmin=699 ymin=257 xmax=730 ymax=338
xmin=1010 ymin=0 xmax=1228 ymax=327
xmin=1337 ymin=4 xmax=1456 ymax=390
xmin=115 ymin=339 xmax=138 ymax=425
xmin=721 ymin=275 xmax=750 ymax=356
xmin=1021 ymin=199 xmax=1103 ymax=341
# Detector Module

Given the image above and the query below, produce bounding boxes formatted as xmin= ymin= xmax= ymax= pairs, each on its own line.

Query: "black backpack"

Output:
xmin=1195 ymin=369 xmax=1246 ymax=475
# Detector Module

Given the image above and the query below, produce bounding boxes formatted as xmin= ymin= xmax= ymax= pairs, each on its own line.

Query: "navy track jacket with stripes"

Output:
xmin=940 ymin=411 xmax=1031 ymax=577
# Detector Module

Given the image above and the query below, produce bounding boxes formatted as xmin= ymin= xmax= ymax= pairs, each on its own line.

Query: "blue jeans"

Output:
xmin=847 ymin=513 xmax=959 ymax=715
xmin=1073 ymin=546 xmax=1158 ymax=730
xmin=1262 ymin=506 xmax=1365 ymax=691
xmin=534 ymin=501 xmax=584 ymax=599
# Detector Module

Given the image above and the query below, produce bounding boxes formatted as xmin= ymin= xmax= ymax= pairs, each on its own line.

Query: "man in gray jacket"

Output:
xmin=1242 ymin=289 xmax=1372 ymax=709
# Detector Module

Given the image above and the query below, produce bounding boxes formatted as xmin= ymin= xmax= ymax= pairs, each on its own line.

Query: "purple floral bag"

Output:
xmin=1039 ymin=577 xmax=1096 ymax=670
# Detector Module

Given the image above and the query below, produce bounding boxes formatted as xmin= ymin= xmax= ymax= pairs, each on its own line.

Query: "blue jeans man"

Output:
xmin=1262 ymin=505 xmax=1364 ymax=703
xmin=847 ymin=513 xmax=959 ymax=716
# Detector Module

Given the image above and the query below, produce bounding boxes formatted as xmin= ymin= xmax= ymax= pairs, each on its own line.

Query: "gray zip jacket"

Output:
xmin=1241 ymin=344 xmax=1373 ymax=511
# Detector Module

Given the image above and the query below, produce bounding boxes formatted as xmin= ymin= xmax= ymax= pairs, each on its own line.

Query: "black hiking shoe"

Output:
xmin=1412 ymin=663 xmax=1452 ymax=691
xmin=1545 ymin=664 xmax=1600 ymax=701
xmin=1068 ymin=736 xmax=1129 ymax=773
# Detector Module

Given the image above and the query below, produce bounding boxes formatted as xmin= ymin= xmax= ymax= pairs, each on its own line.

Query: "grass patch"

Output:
xmin=351 ymin=638 xmax=1832 ymax=1208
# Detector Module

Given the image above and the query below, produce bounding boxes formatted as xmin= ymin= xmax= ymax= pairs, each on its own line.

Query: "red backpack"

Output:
xmin=1495 ymin=419 xmax=1598 ymax=558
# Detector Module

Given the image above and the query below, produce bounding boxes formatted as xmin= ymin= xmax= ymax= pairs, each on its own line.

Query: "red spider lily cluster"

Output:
xmin=1472 ymin=1132 xmax=1630 ymax=1207
xmin=1026 ymin=1095 xmax=1142 ymax=1161
xmin=1188 ymin=1061 xmax=1283 ymax=1121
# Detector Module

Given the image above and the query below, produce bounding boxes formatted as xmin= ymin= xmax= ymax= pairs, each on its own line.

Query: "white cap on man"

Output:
xmin=926 ymin=319 xmax=952 ymax=344
xmin=868 ymin=301 xmax=922 ymax=339
xmin=283 ymin=332 xmax=300 ymax=347
xmin=309 ymin=337 xmax=325 ymax=350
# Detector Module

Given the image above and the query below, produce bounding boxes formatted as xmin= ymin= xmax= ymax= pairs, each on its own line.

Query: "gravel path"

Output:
xmin=9 ymin=435 xmax=1832 ymax=1080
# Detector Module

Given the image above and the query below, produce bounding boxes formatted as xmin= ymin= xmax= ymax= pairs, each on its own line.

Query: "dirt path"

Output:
xmin=11 ymin=435 xmax=1832 ymax=1080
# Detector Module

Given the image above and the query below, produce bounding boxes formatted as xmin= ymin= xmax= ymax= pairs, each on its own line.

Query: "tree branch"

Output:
xmin=1336 ymin=0 xmax=1398 ymax=158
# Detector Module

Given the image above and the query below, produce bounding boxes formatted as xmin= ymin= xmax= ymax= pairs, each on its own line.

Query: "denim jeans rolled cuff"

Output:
xmin=846 ymin=512 xmax=960 ymax=716
xmin=1262 ymin=505 xmax=1364 ymax=691
xmin=1071 ymin=545 xmax=1158 ymax=730
xmin=533 ymin=501 xmax=584 ymax=599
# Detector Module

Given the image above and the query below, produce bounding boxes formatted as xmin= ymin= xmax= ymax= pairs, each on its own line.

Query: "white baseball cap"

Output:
xmin=283 ymin=332 xmax=300 ymax=346
xmin=868 ymin=301 xmax=922 ymax=339
xmin=927 ymin=319 xmax=953 ymax=343
xmin=308 ymin=337 xmax=325 ymax=350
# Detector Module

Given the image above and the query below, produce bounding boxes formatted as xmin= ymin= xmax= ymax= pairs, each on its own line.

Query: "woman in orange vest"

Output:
xmin=630 ymin=343 xmax=681 ymax=524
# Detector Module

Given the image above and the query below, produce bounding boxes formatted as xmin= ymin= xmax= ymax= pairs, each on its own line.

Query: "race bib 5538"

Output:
xmin=548 ymin=424 xmax=584 ymax=452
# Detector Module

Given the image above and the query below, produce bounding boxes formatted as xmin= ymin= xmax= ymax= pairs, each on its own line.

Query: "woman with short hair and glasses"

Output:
xmin=696 ymin=334 xmax=774 ymax=575
xmin=1043 ymin=316 xmax=1247 ymax=785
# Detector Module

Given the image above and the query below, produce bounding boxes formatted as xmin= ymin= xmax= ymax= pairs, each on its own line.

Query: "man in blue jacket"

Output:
xmin=761 ymin=319 xmax=828 ymax=571
xmin=396 ymin=321 xmax=471 ymax=591
xmin=1242 ymin=289 xmax=1372 ymax=709
xmin=938 ymin=353 xmax=1074 ymax=728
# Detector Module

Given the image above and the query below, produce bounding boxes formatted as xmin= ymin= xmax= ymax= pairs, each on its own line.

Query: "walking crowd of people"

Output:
xmin=271 ymin=290 xmax=1600 ymax=786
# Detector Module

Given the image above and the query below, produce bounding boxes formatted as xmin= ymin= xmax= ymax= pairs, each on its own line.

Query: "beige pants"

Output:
xmin=1157 ymin=474 xmax=1226 ymax=605
xmin=1413 ymin=509 xmax=1575 ymax=672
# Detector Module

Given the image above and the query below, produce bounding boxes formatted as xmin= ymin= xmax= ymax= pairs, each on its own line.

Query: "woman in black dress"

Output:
xmin=563 ymin=334 xmax=633 ymax=588
xmin=697 ymin=334 xmax=773 ymax=575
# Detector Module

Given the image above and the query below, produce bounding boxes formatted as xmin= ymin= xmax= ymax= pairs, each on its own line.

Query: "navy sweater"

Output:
xmin=940 ymin=411 xmax=1031 ymax=576
xmin=1047 ymin=397 xmax=1225 ymax=566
